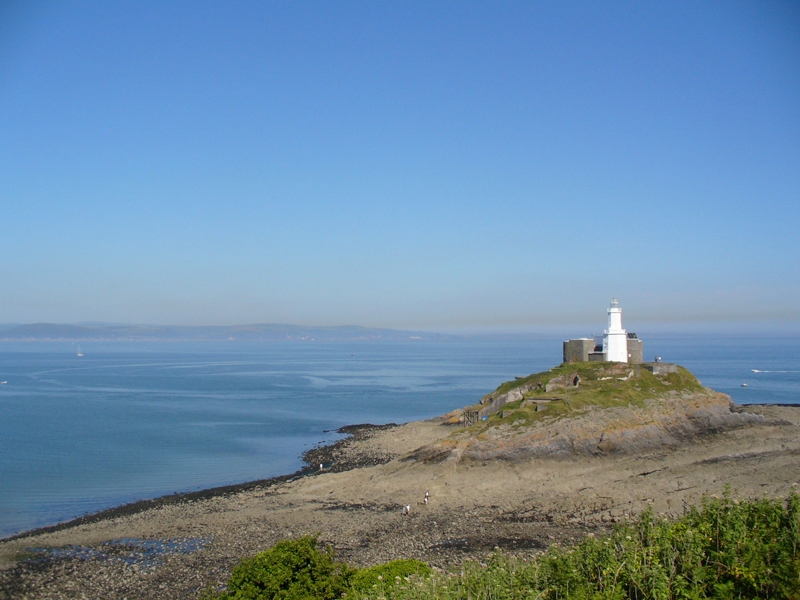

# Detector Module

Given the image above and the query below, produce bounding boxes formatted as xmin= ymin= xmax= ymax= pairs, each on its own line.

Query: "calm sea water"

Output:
xmin=0 ymin=334 xmax=797 ymax=538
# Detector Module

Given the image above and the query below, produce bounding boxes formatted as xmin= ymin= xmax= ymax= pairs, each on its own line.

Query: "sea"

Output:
xmin=0 ymin=333 xmax=798 ymax=539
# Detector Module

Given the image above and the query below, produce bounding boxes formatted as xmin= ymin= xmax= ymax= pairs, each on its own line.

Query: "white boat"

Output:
xmin=0 ymin=381 xmax=6 ymax=385
xmin=741 ymin=383 xmax=748 ymax=387
xmin=77 ymin=346 xmax=84 ymax=357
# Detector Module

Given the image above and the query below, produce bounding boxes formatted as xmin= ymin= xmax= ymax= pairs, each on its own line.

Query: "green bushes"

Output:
xmin=211 ymin=538 xmax=429 ymax=600
xmin=532 ymin=493 xmax=800 ymax=600
xmin=564 ymin=492 xmax=800 ymax=599
xmin=213 ymin=494 xmax=800 ymax=599
xmin=217 ymin=536 xmax=351 ymax=600
xmin=350 ymin=559 xmax=431 ymax=595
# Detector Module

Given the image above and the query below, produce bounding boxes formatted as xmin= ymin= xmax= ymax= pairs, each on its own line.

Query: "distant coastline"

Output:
xmin=0 ymin=322 xmax=448 ymax=342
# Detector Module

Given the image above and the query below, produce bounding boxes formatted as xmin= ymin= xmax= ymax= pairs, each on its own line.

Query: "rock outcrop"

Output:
xmin=458 ymin=391 xmax=762 ymax=462
xmin=409 ymin=363 xmax=765 ymax=464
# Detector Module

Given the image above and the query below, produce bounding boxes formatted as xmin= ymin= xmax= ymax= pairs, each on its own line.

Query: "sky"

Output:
xmin=1 ymin=1 xmax=798 ymax=331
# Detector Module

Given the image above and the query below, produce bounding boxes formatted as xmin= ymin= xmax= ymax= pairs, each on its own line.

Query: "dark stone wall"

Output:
xmin=565 ymin=336 xmax=644 ymax=364
xmin=627 ymin=338 xmax=644 ymax=364
xmin=563 ymin=339 xmax=595 ymax=363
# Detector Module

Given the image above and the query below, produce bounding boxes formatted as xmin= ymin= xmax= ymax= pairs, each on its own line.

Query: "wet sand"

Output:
xmin=1 ymin=404 xmax=799 ymax=600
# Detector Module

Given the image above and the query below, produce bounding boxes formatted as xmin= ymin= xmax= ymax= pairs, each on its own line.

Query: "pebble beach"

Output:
xmin=2 ymin=402 xmax=800 ymax=599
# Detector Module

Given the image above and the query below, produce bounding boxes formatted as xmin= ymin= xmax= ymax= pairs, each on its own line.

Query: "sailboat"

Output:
xmin=77 ymin=345 xmax=84 ymax=357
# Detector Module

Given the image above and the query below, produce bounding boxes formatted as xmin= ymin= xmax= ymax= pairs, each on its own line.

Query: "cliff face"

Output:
xmin=457 ymin=391 xmax=762 ymax=461
xmin=409 ymin=363 xmax=764 ymax=463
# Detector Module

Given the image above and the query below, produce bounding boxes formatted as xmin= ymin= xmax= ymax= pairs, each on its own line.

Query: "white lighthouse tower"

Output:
xmin=603 ymin=298 xmax=628 ymax=363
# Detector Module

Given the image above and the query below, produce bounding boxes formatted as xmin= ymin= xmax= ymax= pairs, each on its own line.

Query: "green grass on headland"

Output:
xmin=207 ymin=493 xmax=800 ymax=600
xmin=493 ymin=361 xmax=703 ymax=399
xmin=464 ymin=362 xmax=706 ymax=433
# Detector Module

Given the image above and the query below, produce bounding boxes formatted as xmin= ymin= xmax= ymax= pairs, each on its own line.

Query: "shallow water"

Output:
xmin=27 ymin=537 xmax=211 ymax=569
xmin=0 ymin=334 xmax=797 ymax=538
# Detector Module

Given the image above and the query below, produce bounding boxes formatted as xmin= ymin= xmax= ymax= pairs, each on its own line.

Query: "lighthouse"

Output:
xmin=563 ymin=300 xmax=643 ymax=363
xmin=603 ymin=298 xmax=628 ymax=363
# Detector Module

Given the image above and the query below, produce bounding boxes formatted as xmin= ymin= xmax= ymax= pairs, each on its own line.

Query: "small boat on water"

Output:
xmin=77 ymin=346 xmax=84 ymax=357
xmin=0 ymin=381 xmax=6 ymax=385
xmin=741 ymin=383 xmax=748 ymax=387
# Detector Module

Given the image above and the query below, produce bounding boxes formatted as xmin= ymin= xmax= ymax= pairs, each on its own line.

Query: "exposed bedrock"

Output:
xmin=408 ymin=392 xmax=764 ymax=463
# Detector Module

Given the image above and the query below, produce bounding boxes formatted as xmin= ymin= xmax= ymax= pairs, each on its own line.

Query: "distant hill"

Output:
xmin=0 ymin=323 xmax=444 ymax=341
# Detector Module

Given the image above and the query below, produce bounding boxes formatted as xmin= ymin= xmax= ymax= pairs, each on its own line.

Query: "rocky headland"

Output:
xmin=1 ymin=363 xmax=798 ymax=599
xmin=412 ymin=362 xmax=764 ymax=462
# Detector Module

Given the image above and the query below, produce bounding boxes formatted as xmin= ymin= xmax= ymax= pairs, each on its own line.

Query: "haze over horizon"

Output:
xmin=2 ymin=2 xmax=798 ymax=331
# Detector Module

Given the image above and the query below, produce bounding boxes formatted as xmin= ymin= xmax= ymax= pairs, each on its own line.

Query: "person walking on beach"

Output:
xmin=424 ymin=490 xmax=429 ymax=505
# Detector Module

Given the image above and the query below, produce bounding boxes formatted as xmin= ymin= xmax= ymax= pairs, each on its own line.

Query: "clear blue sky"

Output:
xmin=1 ymin=1 xmax=798 ymax=331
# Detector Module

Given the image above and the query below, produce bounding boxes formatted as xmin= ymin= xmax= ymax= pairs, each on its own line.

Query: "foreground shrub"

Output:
xmin=534 ymin=492 xmax=800 ymax=600
xmin=219 ymin=536 xmax=351 ymax=600
xmin=349 ymin=558 xmax=431 ymax=595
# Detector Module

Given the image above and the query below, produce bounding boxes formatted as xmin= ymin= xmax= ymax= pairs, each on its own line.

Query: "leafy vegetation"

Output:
xmin=212 ymin=494 xmax=800 ymax=599
xmin=214 ymin=536 xmax=352 ymax=600
xmin=206 ymin=538 xmax=429 ymax=600
xmin=349 ymin=559 xmax=431 ymax=596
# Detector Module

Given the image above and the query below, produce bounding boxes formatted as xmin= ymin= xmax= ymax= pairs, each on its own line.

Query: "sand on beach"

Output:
xmin=1 ymin=403 xmax=799 ymax=600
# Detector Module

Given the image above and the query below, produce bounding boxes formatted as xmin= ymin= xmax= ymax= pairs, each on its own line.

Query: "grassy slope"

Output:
xmin=462 ymin=362 xmax=706 ymax=435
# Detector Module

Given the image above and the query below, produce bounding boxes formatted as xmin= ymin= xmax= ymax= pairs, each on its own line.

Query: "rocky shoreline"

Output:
xmin=2 ymin=404 xmax=800 ymax=599
xmin=4 ymin=422 xmax=401 ymax=545
xmin=302 ymin=423 xmax=401 ymax=472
